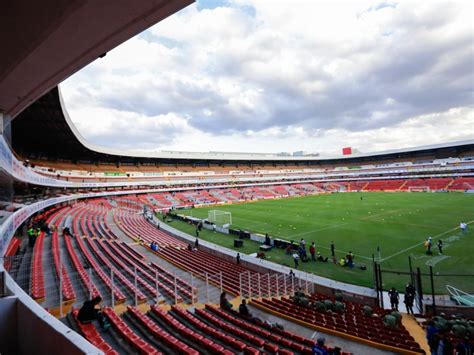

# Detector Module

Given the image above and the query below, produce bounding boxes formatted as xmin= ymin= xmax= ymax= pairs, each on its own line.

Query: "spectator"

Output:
xmin=293 ymin=287 xmax=309 ymax=307
xmin=455 ymin=337 xmax=472 ymax=354
xmin=194 ymin=238 xmax=199 ymax=249
xmin=77 ymin=296 xmax=109 ymax=329
xmin=426 ymin=321 xmax=439 ymax=353
xmin=236 ymin=252 xmax=241 ymax=264
xmin=388 ymin=287 xmax=399 ymax=311
xmin=312 ymin=337 xmax=329 ymax=355
xmin=239 ymin=299 xmax=251 ymax=318
xmin=220 ymin=292 xmax=232 ymax=310
xmin=436 ymin=334 xmax=453 ymax=355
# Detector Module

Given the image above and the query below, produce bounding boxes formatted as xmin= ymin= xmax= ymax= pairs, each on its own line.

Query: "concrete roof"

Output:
xmin=0 ymin=0 xmax=193 ymax=119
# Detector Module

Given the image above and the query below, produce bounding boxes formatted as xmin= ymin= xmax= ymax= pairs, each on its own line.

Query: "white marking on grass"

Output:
xmin=358 ymin=208 xmax=403 ymax=220
xmin=425 ymin=255 xmax=450 ymax=267
xmin=411 ymin=254 xmax=430 ymax=260
xmin=288 ymin=222 xmax=349 ymax=239
xmin=381 ymin=220 xmax=474 ymax=262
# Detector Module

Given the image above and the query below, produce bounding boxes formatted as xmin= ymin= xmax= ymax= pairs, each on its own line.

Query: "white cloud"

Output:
xmin=61 ymin=0 xmax=474 ymax=156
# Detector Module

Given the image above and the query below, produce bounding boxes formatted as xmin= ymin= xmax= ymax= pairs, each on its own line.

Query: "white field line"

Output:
xmin=288 ymin=222 xmax=350 ymax=239
xmin=231 ymin=216 xmax=269 ymax=231
xmin=380 ymin=220 xmax=474 ymax=262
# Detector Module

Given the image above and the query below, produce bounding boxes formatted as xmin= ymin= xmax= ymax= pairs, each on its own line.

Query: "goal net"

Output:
xmin=208 ymin=210 xmax=232 ymax=228
xmin=408 ymin=186 xmax=430 ymax=192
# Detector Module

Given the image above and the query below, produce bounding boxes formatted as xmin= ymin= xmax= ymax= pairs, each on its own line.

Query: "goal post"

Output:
xmin=408 ymin=186 xmax=430 ymax=192
xmin=208 ymin=210 xmax=232 ymax=228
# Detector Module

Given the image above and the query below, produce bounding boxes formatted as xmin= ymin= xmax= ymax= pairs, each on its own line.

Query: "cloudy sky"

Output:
xmin=61 ymin=0 xmax=474 ymax=156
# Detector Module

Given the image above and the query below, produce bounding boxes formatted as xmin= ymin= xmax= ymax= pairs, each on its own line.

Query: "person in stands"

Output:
xmin=77 ymin=296 xmax=109 ymax=328
xmin=220 ymin=292 xmax=232 ymax=310
xmin=239 ymin=299 xmax=251 ymax=318
xmin=236 ymin=252 xmax=241 ymax=264
xmin=312 ymin=337 xmax=329 ymax=355
xmin=293 ymin=287 xmax=309 ymax=307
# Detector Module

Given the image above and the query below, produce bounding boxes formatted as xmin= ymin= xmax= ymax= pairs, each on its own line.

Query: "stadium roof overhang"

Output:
xmin=3 ymin=0 xmax=473 ymax=166
xmin=0 ymin=0 xmax=194 ymax=120
xmin=11 ymin=85 xmax=474 ymax=165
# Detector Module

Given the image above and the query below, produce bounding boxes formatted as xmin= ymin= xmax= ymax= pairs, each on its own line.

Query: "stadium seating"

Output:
xmin=74 ymin=234 xmax=126 ymax=303
xmin=31 ymin=231 xmax=46 ymax=300
xmin=71 ymin=309 xmax=119 ymax=355
xmin=64 ymin=230 xmax=101 ymax=299
xmin=364 ymin=180 xmax=406 ymax=191
xmin=449 ymin=177 xmax=474 ymax=190
xmin=4 ymin=237 xmax=21 ymax=270
xmin=126 ymin=306 xmax=199 ymax=354
xmin=252 ymin=296 xmax=423 ymax=353
xmin=156 ymin=247 xmax=280 ymax=296
xmin=107 ymin=240 xmax=195 ymax=303
xmin=170 ymin=305 xmax=248 ymax=352
xmin=112 ymin=210 xmax=186 ymax=248
xmin=84 ymin=237 xmax=147 ymax=302
xmin=103 ymin=307 xmax=161 ymax=354
xmin=51 ymin=232 xmax=76 ymax=302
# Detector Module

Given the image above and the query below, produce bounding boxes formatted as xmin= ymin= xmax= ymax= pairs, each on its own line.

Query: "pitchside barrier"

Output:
xmin=239 ymin=271 xmax=314 ymax=300
xmin=374 ymin=256 xmax=474 ymax=316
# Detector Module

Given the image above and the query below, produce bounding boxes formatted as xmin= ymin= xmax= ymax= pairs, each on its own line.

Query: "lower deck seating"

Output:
xmin=252 ymin=296 xmax=423 ymax=353
xmin=103 ymin=307 xmax=161 ymax=355
xmin=72 ymin=309 xmax=119 ymax=355
xmin=126 ymin=306 xmax=199 ymax=355
xmin=31 ymin=232 xmax=46 ymax=300
xmin=150 ymin=305 xmax=234 ymax=354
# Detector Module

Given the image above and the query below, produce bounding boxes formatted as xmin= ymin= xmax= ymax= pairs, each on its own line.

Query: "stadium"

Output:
xmin=0 ymin=1 xmax=473 ymax=355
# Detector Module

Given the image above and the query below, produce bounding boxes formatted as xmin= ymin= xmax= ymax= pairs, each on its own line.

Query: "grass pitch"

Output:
xmin=169 ymin=192 xmax=474 ymax=293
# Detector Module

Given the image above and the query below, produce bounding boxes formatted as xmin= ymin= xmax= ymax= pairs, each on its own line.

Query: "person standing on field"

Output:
xmin=293 ymin=252 xmax=299 ymax=269
xmin=437 ymin=239 xmax=443 ymax=255
xmin=309 ymin=242 xmax=316 ymax=261
xmin=330 ymin=241 xmax=335 ymax=257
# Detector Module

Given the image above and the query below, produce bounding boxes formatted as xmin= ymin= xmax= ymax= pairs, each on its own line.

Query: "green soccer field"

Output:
xmin=170 ymin=192 xmax=474 ymax=293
